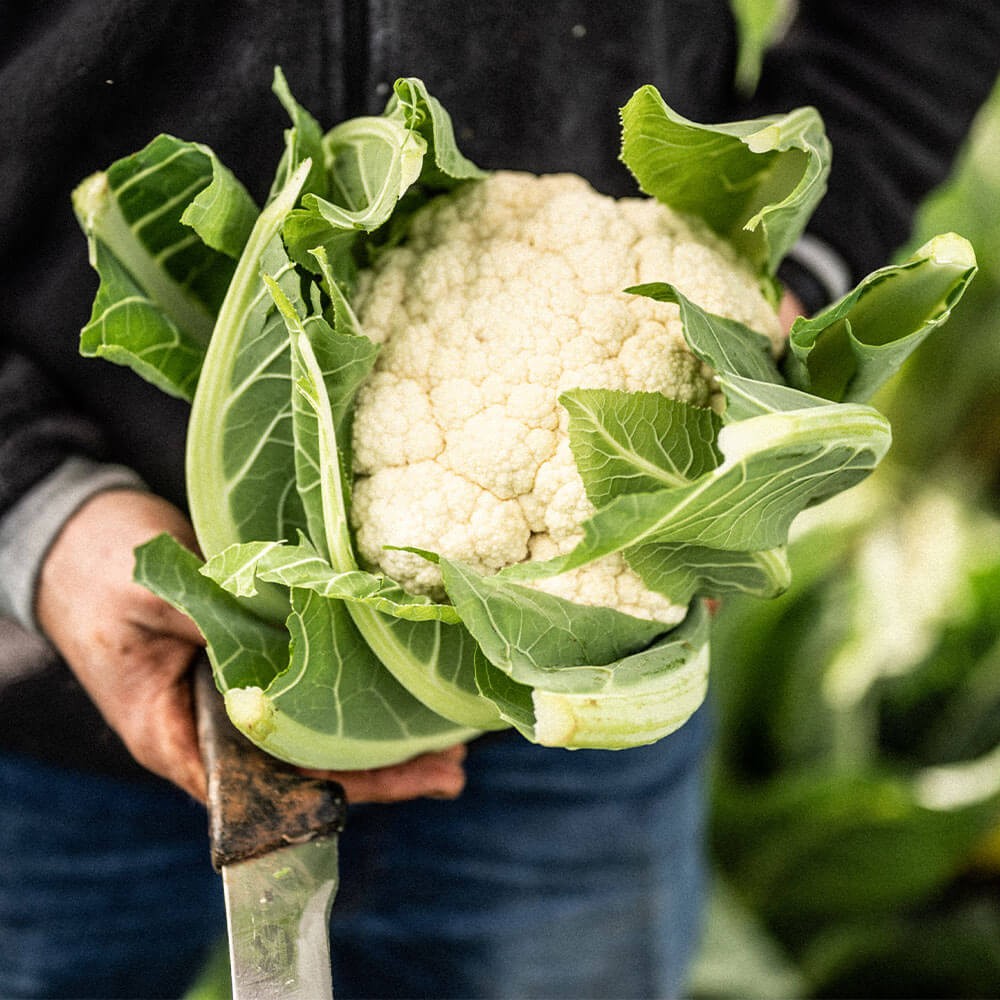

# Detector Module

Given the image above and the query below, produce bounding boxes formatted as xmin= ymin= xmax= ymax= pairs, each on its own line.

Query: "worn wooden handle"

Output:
xmin=193 ymin=653 xmax=346 ymax=871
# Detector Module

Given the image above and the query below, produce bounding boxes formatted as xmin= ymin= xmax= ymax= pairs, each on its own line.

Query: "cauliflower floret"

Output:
xmin=527 ymin=537 xmax=688 ymax=627
xmin=353 ymin=462 xmax=530 ymax=592
xmin=351 ymin=171 xmax=780 ymax=622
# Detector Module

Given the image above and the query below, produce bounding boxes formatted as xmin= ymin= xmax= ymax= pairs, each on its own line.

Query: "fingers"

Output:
xmin=35 ymin=488 xmax=210 ymax=796
xmin=300 ymin=743 xmax=468 ymax=804
xmin=75 ymin=632 xmax=209 ymax=801
xmin=115 ymin=660 xmax=208 ymax=802
xmin=778 ymin=288 xmax=807 ymax=333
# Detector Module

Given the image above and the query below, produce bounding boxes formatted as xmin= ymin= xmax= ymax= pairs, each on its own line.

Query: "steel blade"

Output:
xmin=222 ymin=834 xmax=340 ymax=1000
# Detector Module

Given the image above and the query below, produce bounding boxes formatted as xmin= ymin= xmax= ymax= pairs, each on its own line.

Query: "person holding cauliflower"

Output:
xmin=1 ymin=1 xmax=998 ymax=997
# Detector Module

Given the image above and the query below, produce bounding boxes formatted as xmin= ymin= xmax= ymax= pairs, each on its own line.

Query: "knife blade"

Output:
xmin=193 ymin=654 xmax=347 ymax=999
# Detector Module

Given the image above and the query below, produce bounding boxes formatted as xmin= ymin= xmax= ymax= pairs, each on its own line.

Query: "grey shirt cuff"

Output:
xmin=0 ymin=457 xmax=146 ymax=633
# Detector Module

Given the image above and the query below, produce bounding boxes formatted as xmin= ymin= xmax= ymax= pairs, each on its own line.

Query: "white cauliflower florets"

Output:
xmin=350 ymin=171 xmax=781 ymax=623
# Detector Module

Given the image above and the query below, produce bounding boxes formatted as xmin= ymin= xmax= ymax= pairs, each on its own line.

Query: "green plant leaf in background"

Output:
xmin=713 ymin=773 xmax=1000 ymax=930
xmin=704 ymin=481 xmax=1000 ymax=997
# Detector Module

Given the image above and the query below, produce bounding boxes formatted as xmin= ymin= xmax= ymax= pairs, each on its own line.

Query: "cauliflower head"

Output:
xmin=350 ymin=171 xmax=781 ymax=622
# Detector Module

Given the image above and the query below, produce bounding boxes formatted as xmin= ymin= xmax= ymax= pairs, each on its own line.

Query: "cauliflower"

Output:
xmin=81 ymin=75 xmax=964 ymax=764
xmin=350 ymin=171 xmax=781 ymax=622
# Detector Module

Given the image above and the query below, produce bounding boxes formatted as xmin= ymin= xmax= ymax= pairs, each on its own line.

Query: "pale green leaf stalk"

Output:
xmin=185 ymin=159 xmax=313 ymax=597
xmin=285 ymin=305 xmax=504 ymax=730
xmin=530 ymin=632 xmax=710 ymax=749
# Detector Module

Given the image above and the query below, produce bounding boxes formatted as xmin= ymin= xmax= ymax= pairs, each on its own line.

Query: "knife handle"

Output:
xmin=193 ymin=653 xmax=347 ymax=872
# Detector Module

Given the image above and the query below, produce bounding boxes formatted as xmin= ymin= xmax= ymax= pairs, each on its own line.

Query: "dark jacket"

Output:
xmin=1 ymin=0 xmax=998 ymax=778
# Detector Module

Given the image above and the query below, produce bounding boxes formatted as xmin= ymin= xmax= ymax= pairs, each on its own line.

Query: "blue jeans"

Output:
xmin=0 ymin=707 xmax=708 ymax=999
xmin=333 ymin=707 xmax=710 ymax=999
xmin=0 ymin=752 xmax=225 ymax=998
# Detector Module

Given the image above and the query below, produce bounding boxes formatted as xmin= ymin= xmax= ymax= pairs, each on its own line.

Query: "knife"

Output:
xmin=193 ymin=654 xmax=347 ymax=999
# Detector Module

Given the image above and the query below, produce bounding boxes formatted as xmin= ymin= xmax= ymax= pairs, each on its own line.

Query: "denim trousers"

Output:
xmin=0 ymin=707 xmax=708 ymax=999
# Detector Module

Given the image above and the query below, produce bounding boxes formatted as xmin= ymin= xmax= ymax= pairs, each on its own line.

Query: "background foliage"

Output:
xmin=691 ymin=7 xmax=1000 ymax=993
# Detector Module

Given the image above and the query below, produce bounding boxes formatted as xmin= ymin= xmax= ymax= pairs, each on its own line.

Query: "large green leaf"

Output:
xmin=257 ymin=588 xmax=478 ymax=768
xmin=75 ymin=241 xmax=208 ymax=401
xmin=560 ymin=388 xmax=722 ymax=505
xmin=441 ymin=554 xmax=712 ymax=748
xmin=784 ymin=234 xmax=978 ymax=402
xmin=73 ymin=134 xmax=257 ymax=399
xmin=507 ymin=403 xmax=889 ymax=584
xmin=557 ymin=386 xmax=791 ymax=601
xmin=136 ymin=534 xmax=473 ymax=768
xmin=440 ymin=557 xmax=670 ymax=689
xmin=578 ymin=405 xmax=889 ymax=559
xmin=620 ymin=85 xmax=829 ymax=274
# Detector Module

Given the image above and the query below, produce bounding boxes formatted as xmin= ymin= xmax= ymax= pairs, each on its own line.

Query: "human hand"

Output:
xmin=35 ymin=489 xmax=467 ymax=803
xmin=779 ymin=288 xmax=807 ymax=333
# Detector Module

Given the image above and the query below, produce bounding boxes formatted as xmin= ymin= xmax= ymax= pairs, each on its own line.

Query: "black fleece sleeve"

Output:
xmin=749 ymin=0 xmax=1000 ymax=286
xmin=0 ymin=347 xmax=108 ymax=516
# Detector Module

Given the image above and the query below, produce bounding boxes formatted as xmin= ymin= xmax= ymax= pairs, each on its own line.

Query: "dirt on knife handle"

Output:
xmin=193 ymin=653 xmax=347 ymax=872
